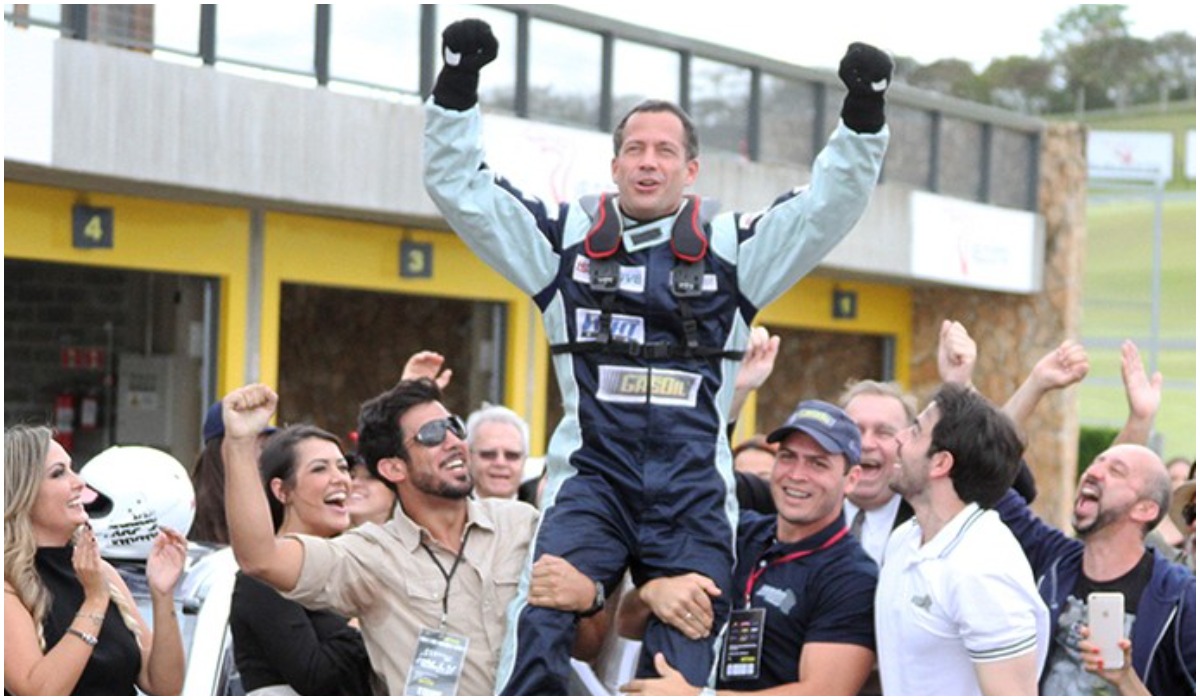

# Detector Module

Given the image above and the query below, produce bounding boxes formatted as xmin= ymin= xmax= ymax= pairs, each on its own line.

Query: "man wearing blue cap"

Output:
xmin=620 ymin=400 xmax=878 ymax=695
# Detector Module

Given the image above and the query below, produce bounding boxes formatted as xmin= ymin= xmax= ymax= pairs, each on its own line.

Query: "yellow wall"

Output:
xmin=3 ymin=182 xmax=251 ymax=395
xmin=262 ymin=212 xmax=551 ymax=444
xmin=737 ymin=274 xmax=914 ymax=440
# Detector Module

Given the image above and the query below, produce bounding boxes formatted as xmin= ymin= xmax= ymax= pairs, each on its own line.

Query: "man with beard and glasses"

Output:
xmin=221 ymin=380 xmax=590 ymax=695
xmin=993 ymin=340 xmax=1196 ymax=695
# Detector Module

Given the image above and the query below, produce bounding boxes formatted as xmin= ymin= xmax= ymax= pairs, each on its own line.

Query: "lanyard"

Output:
xmin=420 ymin=526 xmax=473 ymax=629
xmin=742 ymin=526 xmax=848 ymax=608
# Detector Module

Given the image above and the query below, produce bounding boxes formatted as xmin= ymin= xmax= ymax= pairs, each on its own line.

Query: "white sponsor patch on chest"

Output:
xmin=575 ymin=309 xmax=645 ymax=344
xmin=572 ymin=255 xmax=646 ymax=293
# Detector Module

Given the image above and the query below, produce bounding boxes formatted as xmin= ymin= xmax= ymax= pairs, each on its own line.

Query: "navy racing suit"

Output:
xmin=424 ymin=101 xmax=888 ymax=695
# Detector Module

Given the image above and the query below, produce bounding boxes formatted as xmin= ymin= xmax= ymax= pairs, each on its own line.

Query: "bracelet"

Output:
xmin=75 ymin=611 xmax=105 ymax=626
xmin=66 ymin=627 xmax=99 ymax=647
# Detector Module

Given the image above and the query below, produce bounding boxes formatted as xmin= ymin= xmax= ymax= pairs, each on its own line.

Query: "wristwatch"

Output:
xmin=580 ymin=579 xmax=605 ymax=618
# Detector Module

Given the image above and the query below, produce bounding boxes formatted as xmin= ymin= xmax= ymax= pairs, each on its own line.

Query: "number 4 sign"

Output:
xmin=72 ymin=205 xmax=114 ymax=249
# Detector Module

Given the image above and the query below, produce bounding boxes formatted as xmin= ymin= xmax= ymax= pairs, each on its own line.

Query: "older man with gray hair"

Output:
xmin=466 ymin=405 xmax=530 ymax=500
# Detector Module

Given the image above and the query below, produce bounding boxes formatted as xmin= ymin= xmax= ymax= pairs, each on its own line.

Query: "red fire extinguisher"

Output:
xmin=54 ymin=392 xmax=76 ymax=451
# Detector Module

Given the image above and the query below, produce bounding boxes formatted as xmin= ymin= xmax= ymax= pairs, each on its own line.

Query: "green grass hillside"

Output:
xmin=1076 ymin=101 xmax=1196 ymax=459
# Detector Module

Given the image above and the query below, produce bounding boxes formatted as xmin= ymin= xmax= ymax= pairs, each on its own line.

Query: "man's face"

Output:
xmin=890 ymin=402 xmax=940 ymax=500
xmin=468 ymin=421 xmax=525 ymax=499
xmin=611 ymin=110 xmax=698 ymax=221
xmin=1072 ymin=444 xmax=1158 ymax=538
xmin=844 ymin=393 xmax=909 ymax=510
xmin=771 ymin=432 xmax=857 ymax=542
xmin=399 ymin=401 xmax=472 ymax=500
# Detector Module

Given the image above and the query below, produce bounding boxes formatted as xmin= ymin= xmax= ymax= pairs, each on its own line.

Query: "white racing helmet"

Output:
xmin=80 ymin=445 xmax=196 ymax=560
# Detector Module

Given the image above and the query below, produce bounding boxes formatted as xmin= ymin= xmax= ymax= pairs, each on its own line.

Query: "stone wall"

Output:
xmin=907 ymin=123 xmax=1088 ymax=529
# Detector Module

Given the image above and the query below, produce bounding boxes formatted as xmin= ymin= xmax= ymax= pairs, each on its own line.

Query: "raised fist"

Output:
xmin=441 ymin=19 xmax=498 ymax=73
xmin=839 ymin=42 xmax=893 ymax=96
xmin=433 ymin=19 xmax=498 ymax=111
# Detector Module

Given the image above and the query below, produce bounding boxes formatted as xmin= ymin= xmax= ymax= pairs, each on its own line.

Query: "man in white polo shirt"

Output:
xmin=875 ymin=382 xmax=1048 ymax=695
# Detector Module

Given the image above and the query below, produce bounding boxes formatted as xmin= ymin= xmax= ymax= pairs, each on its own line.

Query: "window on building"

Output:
xmin=690 ymin=57 xmax=750 ymax=157
xmin=612 ymin=39 xmax=680 ymax=130
xmin=528 ymin=19 xmax=602 ymax=129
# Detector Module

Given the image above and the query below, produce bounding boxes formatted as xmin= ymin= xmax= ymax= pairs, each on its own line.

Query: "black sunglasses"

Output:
xmin=411 ymin=415 xmax=466 ymax=447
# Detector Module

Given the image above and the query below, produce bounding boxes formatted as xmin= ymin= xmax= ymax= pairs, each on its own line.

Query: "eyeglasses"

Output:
xmin=475 ymin=449 xmax=525 ymax=462
xmin=410 ymin=415 xmax=466 ymax=448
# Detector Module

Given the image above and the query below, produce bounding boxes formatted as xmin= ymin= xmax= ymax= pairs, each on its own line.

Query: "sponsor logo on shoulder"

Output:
xmin=576 ymin=309 xmax=645 ymax=344
xmin=595 ymin=365 xmax=702 ymax=407
xmin=572 ymin=255 xmax=646 ymax=293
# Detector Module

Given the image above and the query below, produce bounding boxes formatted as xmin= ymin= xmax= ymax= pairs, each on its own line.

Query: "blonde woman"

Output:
xmin=4 ymin=425 xmax=187 ymax=695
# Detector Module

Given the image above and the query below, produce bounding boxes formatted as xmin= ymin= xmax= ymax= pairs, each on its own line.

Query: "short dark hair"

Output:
xmin=356 ymin=379 xmax=444 ymax=491
xmin=613 ymin=99 xmax=699 ymax=161
xmin=927 ymin=384 xmax=1024 ymax=508
xmin=259 ymin=424 xmax=343 ymax=531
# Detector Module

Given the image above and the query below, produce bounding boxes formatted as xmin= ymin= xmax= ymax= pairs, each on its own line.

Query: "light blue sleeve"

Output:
xmin=735 ymin=122 xmax=888 ymax=308
xmin=423 ymin=100 xmax=561 ymax=297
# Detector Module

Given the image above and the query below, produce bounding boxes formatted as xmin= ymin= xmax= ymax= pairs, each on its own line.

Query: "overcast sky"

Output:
xmin=565 ymin=2 xmax=1194 ymax=71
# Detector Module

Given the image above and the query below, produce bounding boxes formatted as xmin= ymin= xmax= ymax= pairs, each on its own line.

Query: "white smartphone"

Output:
xmin=1087 ymin=591 xmax=1126 ymax=669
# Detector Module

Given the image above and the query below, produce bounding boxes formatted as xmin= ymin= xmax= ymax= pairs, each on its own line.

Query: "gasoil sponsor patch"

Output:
xmin=595 ymin=365 xmax=702 ymax=407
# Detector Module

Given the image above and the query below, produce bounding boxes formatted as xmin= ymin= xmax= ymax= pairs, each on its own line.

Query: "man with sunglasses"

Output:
xmin=220 ymin=380 xmax=571 ymax=696
xmin=466 ymin=405 xmax=530 ymax=500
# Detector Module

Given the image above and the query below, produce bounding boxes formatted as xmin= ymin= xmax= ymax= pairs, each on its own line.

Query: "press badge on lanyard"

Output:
xmin=720 ymin=526 xmax=849 ymax=682
xmin=404 ymin=528 xmax=474 ymax=695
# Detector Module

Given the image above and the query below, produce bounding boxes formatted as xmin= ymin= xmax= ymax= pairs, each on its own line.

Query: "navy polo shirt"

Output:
xmin=720 ymin=511 xmax=879 ymax=691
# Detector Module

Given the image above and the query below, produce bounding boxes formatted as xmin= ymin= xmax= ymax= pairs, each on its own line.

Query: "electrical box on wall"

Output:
xmin=115 ymin=354 xmax=189 ymax=452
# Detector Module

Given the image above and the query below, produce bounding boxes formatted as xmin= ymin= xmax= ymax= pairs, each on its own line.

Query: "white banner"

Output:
xmin=1088 ymin=130 xmax=1174 ymax=183
xmin=909 ymin=191 xmax=1041 ymax=293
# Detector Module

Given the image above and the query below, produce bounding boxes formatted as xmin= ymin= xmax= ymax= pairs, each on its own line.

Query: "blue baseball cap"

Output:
xmin=202 ymin=401 xmax=276 ymax=443
xmin=766 ymin=400 xmax=862 ymax=465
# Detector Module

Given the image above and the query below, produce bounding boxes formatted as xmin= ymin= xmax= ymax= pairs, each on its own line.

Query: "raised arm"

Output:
xmin=135 ymin=528 xmax=188 ymax=695
xmin=222 ymin=384 xmax=305 ymax=591
xmin=1112 ymin=339 xmax=1161 ymax=446
xmin=937 ymin=319 xmax=978 ymax=388
xmin=1002 ymin=340 xmax=1090 ymax=430
xmin=729 ymin=326 xmax=781 ymax=425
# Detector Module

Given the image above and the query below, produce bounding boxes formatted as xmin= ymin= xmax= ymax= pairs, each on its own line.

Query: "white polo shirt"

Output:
xmin=875 ymin=502 xmax=1049 ymax=696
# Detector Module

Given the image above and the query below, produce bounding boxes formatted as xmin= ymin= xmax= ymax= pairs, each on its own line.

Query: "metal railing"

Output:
xmin=5 ymin=3 xmax=1046 ymax=210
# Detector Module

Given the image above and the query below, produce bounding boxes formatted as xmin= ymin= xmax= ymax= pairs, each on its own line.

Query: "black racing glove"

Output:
xmin=432 ymin=19 xmax=499 ymax=111
xmin=838 ymin=42 xmax=893 ymax=134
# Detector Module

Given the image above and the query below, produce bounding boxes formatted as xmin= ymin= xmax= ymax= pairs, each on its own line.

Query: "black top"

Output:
xmin=34 ymin=546 xmax=141 ymax=695
xmin=230 ymin=572 xmax=374 ymax=695
xmin=722 ymin=512 xmax=878 ymax=691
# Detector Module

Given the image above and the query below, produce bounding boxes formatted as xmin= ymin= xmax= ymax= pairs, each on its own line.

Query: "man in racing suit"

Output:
xmin=423 ymin=18 xmax=891 ymax=695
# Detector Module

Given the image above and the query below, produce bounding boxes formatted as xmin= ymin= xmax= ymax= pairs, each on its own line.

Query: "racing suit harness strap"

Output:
xmin=550 ymin=194 xmax=742 ymax=362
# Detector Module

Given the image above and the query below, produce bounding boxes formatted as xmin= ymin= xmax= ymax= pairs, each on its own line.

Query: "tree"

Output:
xmin=981 ymin=55 xmax=1060 ymax=114
xmin=1150 ymin=31 xmax=1197 ymax=102
xmin=907 ymin=58 xmax=987 ymax=102
xmin=1039 ymin=5 xmax=1155 ymax=113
